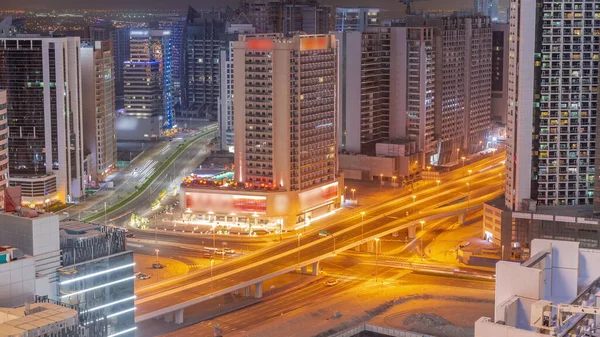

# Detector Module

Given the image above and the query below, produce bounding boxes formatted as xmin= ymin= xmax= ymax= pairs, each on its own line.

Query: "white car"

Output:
xmin=326 ymin=279 xmax=338 ymax=286
xmin=139 ymin=274 xmax=151 ymax=280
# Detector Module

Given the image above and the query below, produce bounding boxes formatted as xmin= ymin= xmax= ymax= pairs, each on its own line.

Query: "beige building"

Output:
xmin=181 ymin=34 xmax=343 ymax=229
xmin=81 ymin=40 xmax=117 ymax=182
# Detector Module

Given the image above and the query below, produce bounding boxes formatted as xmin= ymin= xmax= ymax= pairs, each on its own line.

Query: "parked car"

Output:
xmin=326 ymin=279 xmax=338 ymax=286
xmin=139 ymin=274 xmax=151 ymax=280
xmin=134 ymin=272 xmax=142 ymax=277
xmin=125 ymin=233 xmax=136 ymax=238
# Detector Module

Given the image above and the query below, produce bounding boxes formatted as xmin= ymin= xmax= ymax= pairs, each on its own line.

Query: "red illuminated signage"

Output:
xmin=247 ymin=39 xmax=274 ymax=50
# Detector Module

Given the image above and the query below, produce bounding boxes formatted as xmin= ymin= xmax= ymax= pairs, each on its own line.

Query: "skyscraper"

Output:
xmin=491 ymin=23 xmax=509 ymax=127
xmin=0 ymin=37 xmax=85 ymax=205
xmin=81 ymin=40 xmax=117 ymax=182
xmin=0 ymin=89 xmax=7 ymax=210
xmin=182 ymin=8 xmax=227 ymax=116
xmin=111 ymin=28 xmax=131 ymax=109
xmin=118 ymin=29 xmax=173 ymax=140
xmin=335 ymin=7 xmax=380 ymax=32
xmin=159 ymin=17 xmax=185 ymax=108
xmin=335 ymin=27 xmax=399 ymax=154
xmin=180 ymin=34 xmax=343 ymax=229
xmin=506 ymin=0 xmax=599 ymax=211
xmin=233 ymin=34 xmax=339 ymax=191
xmin=218 ymin=21 xmax=259 ymax=152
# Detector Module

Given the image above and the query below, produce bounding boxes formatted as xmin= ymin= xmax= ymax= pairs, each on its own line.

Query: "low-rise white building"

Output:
xmin=475 ymin=239 xmax=600 ymax=336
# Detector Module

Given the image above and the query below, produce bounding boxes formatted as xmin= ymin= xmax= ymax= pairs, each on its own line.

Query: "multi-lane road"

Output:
xmin=134 ymin=154 xmax=505 ymax=320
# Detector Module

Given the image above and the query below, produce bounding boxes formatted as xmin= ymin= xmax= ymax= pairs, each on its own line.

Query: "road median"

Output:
xmin=83 ymin=126 xmax=216 ymax=223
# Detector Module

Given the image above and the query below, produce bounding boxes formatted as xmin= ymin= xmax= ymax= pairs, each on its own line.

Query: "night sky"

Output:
xmin=1 ymin=0 xmax=496 ymax=15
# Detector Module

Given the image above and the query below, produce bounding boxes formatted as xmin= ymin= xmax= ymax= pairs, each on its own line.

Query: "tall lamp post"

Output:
xmin=374 ymin=238 xmax=380 ymax=282
xmin=467 ymin=182 xmax=471 ymax=209
xmin=419 ymin=221 xmax=425 ymax=259
xmin=351 ymin=188 xmax=356 ymax=201
xmin=380 ymin=174 xmax=383 ymax=190
xmin=392 ymin=176 xmax=397 ymax=189
xmin=436 ymin=180 xmax=441 ymax=203
xmin=412 ymin=195 xmax=416 ymax=215
xmin=461 ymin=156 xmax=466 ymax=176
xmin=210 ymin=259 xmax=214 ymax=297
xmin=155 ymin=249 xmax=159 ymax=264
xmin=360 ymin=211 xmax=365 ymax=240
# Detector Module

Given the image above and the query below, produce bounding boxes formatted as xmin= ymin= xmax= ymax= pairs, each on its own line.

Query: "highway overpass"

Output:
xmin=133 ymin=156 xmax=505 ymax=324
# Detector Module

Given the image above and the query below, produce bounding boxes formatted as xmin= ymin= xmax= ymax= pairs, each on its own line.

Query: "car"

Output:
xmin=326 ymin=279 xmax=338 ymax=286
xmin=318 ymin=230 xmax=328 ymax=237
xmin=223 ymin=248 xmax=235 ymax=254
xmin=58 ymin=268 xmax=77 ymax=275
xmin=125 ymin=233 xmax=135 ymax=238
xmin=152 ymin=263 xmax=164 ymax=269
xmin=139 ymin=274 xmax=151 ymax=280
xmin=203 ymin=253 xmax=212 ymax=259
xmin=134 ymin=272 xmax=142 ymax=277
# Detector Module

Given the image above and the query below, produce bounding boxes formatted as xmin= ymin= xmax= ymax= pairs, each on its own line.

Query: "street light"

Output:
xmin=420 ymin=221 xmax=425 ymax=260
xmin=360 ymin=211 xmax=366 ymax=240
xmin=461 ymin=156 xmax=466 ymax=175
xmin=412 ymin=195 xmax=416 ymax=215
xmin=436 ymin=180 xmax=441 ymax=203
xmin=331 ymin=234 xmax=336 ymax=255
xmin=466 ymin=182 xmax=471 ymax=209
xmin=210 ymin=259 xmax=215 ymax=297
xmin=468 ymin=169 xmax=473 ymax=176
xmin=374 ymin=238 xmax=380 ymax=282
xmin=351 ymin=188 xmax=356 ymax=201
xmin=155 ymin=249 xmax=159 ymax=264
xmin=297 ymin=233 xmax=302 ymax=270
xmin=392 ymin=176 xmax=397 ymax=189
xmin=380 ymin=174 xmax=383 ymax=190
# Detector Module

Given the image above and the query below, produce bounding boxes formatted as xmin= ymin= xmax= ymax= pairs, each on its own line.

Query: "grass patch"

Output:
xmin=82 ymin=128 xmax=216 ymax=223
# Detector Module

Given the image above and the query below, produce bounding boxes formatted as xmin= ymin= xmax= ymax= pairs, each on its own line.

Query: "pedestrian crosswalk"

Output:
xmin=187 ymin=264 xmax=205 ymax=269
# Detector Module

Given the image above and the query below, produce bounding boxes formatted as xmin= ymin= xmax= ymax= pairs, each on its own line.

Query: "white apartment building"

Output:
xmin=218 ymin=23 xmax=258 ymax=152
xmin=0 ymin=90 xmax=7 ymax=210
xmin=0 ymin=37 xmax=85 ymax=205
xmin=506 ymin=0 xmax=600 ymax=211
xmin=475 ymin=239 xmax=600 ymax=337
xmin=81 ymin=40 xmax=117 ymax=182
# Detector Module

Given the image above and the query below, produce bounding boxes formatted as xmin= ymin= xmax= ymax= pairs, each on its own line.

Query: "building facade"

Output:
xmin=506 ymin=0 xmax=599 ymax=211
xmin=58 ymin=221 xmax=135 ymax=337
xmin=491 ymin=23 xmax=509 ymax=127
xmin=159 ymin=17 xmax=185 ymax=108
xmin=182 ymin=8 xmax=227 ymax=117
xmin=334 ymin=7 xmax=380 ymax=32
xmin=0 ymin=37 xmax=85 ymax=205
xmin=111 ymin=28 xmax=131 ymax=110
xmin=181 ymin=34 xmax=343 ymax=229
xmin=0 ymin=90 xmax=7 ymax=210
xmin=336 ymin=27 xmax=400 ymax=154
xmin=218 ymin=23 xmax=259 ymax=152
xmin=81 ymin=40 xmax=117 ymax=182
xmin=119 ymin=29 xmax=173 ymax=140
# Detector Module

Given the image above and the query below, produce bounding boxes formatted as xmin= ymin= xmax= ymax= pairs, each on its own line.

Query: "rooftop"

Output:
xmin=0 ymin=302 xmax=78 ymax=337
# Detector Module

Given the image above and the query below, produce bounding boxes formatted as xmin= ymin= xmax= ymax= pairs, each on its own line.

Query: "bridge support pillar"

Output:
xmin=233 ymin=289 xmax=240 ymax=295
xmin=244 ymin=286 xmax=251 ymax=297
xmin=301 ymin=266 xmax=307 ymax=274
xmin=164 ymin=312 xmax=174 ymax=323
xmin=175 ymin=309 xmax=184 ymax=324
xmin=366 ymin=241 xmax=374 ymax=253
xmin=254 ymin=281 xmax=263 ymax=298
xmin=312 ymin=261 xmax=320 ymax=276
xmin=458 ymin=213 xmax=465 ymax=225
xmin=407 ymin=225 xmax=417 ymax=239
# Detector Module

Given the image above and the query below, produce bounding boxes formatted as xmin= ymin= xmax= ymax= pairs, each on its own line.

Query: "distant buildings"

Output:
xmin=182 ymin=8 xmax=227 ymax=118
xmin=111 ymin=28 xmax=131 ymax=109
xmin=181 ymin=34 xmax=343 ymax=229
xmin=118 ymin=29 xmax=173 ymax=140
xmin=335 ymin=7 xmax=380 ymax=32
xmin=81 ymin=40 xmax=117 ymax=182
xmin=473 ymin=0 xmax=498 ymax=22
xmin=159 ymin=16 xmax=186 ymax=108
xmin=505 ymin=0 xmax=599 ymax=211
xmin=240 ymin=0 xmax=333 ymax=35
xmin=0 ymin=36 xmax=85 ymax=205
